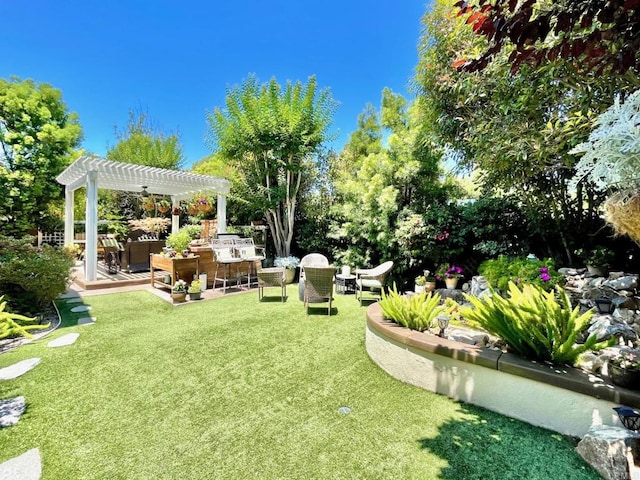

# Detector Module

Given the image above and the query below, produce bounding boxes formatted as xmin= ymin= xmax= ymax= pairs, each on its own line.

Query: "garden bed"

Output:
xmin=365 ymin=302 xmax=640 ymax=438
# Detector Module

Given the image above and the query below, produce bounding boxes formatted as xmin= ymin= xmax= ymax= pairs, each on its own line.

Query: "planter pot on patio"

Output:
xmin=415 ymin=284 xmax=425 ymax=294
xmin=171 ymin=292 xmax=186 ymax=303
xmin=188 ymin=291 xmax=202 ymax=301
xmin=425 ymin=281 xmax=436 ymax=292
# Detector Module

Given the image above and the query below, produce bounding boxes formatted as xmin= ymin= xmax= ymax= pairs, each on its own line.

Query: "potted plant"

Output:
xmin=188 ymin=280 xmax=202 ymax=301
xmin=607 ymin=350 xmax=640 ymax=390
xmin=172 ymin=279 xmax=188 ymax=303
xmin=424 ymin=270 xmax=437 ymax=292
xmin=415 ymin=275 xmax=427 ymax=293
xmin=274 ymin=255 xmax=300 ymax=284
xmin=172 ymin=205 xmax=182 ymax=216
xmin=187 ymin=203 xmax=199 ymax=216
xmin=195 ymin=194 xmax=212 ymax=213
xmin=436 ymin=263 xmax=464 ymax=289
xmin=142 ymin=198 xmax=155 ymax=212
xmin=576 ymin=246 xmax=615 ymax=276
xmin=157 ymin=200 xmax=171 ymax=214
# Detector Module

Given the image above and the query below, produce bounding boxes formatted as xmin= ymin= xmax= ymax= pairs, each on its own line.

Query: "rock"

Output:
xmin=70 ymin=305 xmax=91 ymax=313
xmin=0 ymin=358 xmax=40 ymax=381
xmin=0 ymin=448 xmax=42 ymax=480
xmin=613 ymin=309 xmax=637 ymax=325
xmin=558 ymin=267 xmax=577 ymax=275
xmin=47 ymin=333 xmax=79 ymax=348
xmin=0 ymin=396 xmax=26 ymax=428
xmin=469 ymin=276 xmax=491 ymax=298
xmin=605 ymin=276 xmax=639 ymax=291
xmin=576 ymin=352 xmax=604 ymax=374
xmin=576 ymin=424 xmax=640 ymax=480
xmin=77 ymin=317 xmax=96 ymax=326
xmin=610 ymin=271 xmax=627 ymax=280
xmin=614 ymin=297 xmax=639 ymax=310
xmin=589 ymin=318 xmax=637 ymax=343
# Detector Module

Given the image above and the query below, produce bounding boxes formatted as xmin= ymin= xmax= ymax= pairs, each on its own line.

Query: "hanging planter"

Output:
xmin=172 ymin=206 xmax=182 ymax=216
xmin=157 ymin=200 xmax=170 ymax=214
xmin=142 ymin=200 xmax=155 ymax=212
xmin=187 ymin=204 xmax=198 ymax=216
xmin=605 ymin=190 xmax=640 ymax=244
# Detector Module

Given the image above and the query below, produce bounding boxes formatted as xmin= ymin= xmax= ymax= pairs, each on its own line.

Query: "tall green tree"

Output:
xmin=207 ymin=75 xmax=336 ymax=257
xmin=0 ymin=77 xmax=83 ymax=236
xmin=415 ymin=0 xmax=637 ymax=261
xmin=107 ymin=109 xmax=184 ymax=170
xmin=330 ymin=89 xmax=447 ymax=273
xmin=104 ymin=109 xmax=185 ymax=222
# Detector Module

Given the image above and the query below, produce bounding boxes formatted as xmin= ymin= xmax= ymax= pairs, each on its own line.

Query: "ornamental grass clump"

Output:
xmin=461 ymin=282 xmax=611 ymax=365
xmin=379 ymin=284 xmax=448 ymax=332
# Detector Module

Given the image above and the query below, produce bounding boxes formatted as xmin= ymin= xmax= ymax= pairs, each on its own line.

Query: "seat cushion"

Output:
xmin=357 ymin=279 xmax=383 ymax=289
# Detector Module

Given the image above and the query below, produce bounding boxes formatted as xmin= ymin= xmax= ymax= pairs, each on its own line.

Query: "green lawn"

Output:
xmin=0 ymin=288 xmax=598 ymax=479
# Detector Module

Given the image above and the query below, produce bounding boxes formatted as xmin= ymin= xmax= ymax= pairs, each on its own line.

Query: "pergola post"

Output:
xmin=85 ymin=170 xmax=98 ymax=281
xmin=171 ymin=198 xmax=180 ymax=234
xmin=217 ymin=194 xmax=226 ymax=233
xmin=64 ymin=186 xmax=75 ymax=247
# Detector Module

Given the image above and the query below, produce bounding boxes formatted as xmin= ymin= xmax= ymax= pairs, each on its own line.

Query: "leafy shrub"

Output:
xmin=0 ymin=296 xmax=49 ymax=339
xmin=461 ymin=282 xmax=611 ymax=364
xmin=379 ymin=284 xmax=448 ymax=332
xmin=0 ymin=235 xmax=74 ymax=315
xmin=166 ymin=225 xmax=201 ymax=252
xmin=478 ymin=255 xmax=564 ymax=292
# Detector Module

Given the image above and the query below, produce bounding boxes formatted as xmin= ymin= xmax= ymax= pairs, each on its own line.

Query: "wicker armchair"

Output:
xmin=355 ymin=261 xmax=393 ymax=306
xmin=303 ymin=266 xmax=337 ymax=315
xmin=257 ymin=267 xmax=287 ymax=302
xmin=298 ymin=253 xmax=330 ymax=302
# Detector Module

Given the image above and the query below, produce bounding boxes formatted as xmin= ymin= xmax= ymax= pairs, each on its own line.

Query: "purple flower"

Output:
xmin=539 ymin=267 xmax=549 ymax=274
xmin=540 ymin=273 xmax=551 ymax=282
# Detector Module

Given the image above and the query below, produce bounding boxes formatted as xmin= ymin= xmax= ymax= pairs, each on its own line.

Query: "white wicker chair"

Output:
xmin=298 ymin=253 xmax=330 ymax=301
xmin=355 ymin=261 xmax=393 ymax=306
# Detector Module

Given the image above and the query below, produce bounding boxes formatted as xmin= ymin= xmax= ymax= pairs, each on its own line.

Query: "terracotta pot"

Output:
xmin=171 ymin=292 xmax=186 ymax=303
xmin=609 ymin=363 xmax=640 ymax=390
xmin=157 ymin=205 xmax=170 ymax=214
xmin=425 ymin=282 xmax=436 ymax=292
xmin=445 ymin=278 xmax=459 ymax=289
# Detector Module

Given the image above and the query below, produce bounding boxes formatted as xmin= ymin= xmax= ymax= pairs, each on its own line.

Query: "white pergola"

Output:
xmin=56 ymin=155 xmax=230 ymax=281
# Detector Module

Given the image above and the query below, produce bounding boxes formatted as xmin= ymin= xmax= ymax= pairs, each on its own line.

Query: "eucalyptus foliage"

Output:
xmin=379 ymin=284 xmax=448 ymax=332
xmin=461 ymin=282 xmax=610 ymax=364
xmin=570 ymin=89 xmax=640 ymax=191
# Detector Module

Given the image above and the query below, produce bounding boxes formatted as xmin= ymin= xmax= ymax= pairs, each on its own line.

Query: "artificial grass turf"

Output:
xmin=0 ymin=288 xmax=599 ymax=479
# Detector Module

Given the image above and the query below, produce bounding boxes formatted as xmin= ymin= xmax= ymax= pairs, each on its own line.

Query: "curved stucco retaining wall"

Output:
xmin=365 ymin=303 xmax=632 ymax=438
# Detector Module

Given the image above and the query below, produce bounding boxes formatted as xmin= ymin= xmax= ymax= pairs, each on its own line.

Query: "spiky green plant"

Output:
xmin=461 ymin=282 xmax=611 ymax=364
xmin=0 ymin=295 xmax=48 ymax=339
xmin=379 ymin=284 xmax=448 ymax=332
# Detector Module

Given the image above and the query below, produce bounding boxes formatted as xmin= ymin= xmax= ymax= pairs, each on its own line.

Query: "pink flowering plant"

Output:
xmin=435 ymin=263 xmax=463 ymax=280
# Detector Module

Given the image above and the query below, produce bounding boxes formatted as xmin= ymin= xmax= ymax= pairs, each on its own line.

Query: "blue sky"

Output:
xmin=3 ymin=1 xmax=428 ymax=168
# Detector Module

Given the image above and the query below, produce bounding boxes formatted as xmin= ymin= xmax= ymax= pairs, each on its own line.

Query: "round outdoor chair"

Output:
xmin=355 ymin=261 xmax=394 ymax=306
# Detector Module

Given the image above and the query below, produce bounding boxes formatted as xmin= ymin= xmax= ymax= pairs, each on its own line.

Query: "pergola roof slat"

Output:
xmin=56 ymin=155 xmax=230 ymax=200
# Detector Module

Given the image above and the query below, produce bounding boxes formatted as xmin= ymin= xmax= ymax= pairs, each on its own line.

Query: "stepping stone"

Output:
xmin=70 ymin=305 xmax=91 ymax=313
xmin=65 ymin=298 xmax=83 ymax=304
xmin=58 ymin=291 xmax=80 ymax=299
xmin=0 ymin=396 xmax=26 ymax=427
xmin=0 ymin=358 xmax=41 ymax=381
xmin=77 ymin=317 xmax=96 ymax=326
xmin=47 ymin=333 xmax=79 ymax=348
xmin=0 ymin=448 xmax=42 ymax=480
